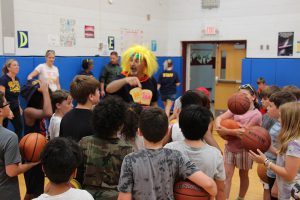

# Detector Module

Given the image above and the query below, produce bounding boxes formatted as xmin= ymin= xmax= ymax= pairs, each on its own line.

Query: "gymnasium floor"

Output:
xmin=18 ymin=132 xmax=263 ymax=199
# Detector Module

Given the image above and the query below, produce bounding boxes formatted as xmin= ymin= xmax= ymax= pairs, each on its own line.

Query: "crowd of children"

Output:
xmin=1 ymin=45 xmax=300 ymax=200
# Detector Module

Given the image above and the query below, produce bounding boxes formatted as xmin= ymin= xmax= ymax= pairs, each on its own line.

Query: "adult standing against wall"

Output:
xmin=106 ymin=45 xmax=158 ymax=107
xmin=99 ymin=51 xmax=122 ymax=97
xmin=0 ymin=59 xmax=23 ymax=138
xmin=27 ymin=50 xmax=60 ymax=92
xmin=157 ymin=59 xmax=180 ymax=117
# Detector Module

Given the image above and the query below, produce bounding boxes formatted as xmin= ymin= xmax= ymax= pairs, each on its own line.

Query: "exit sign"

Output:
xmin=204 ymin=26 xmax=217 ymax=35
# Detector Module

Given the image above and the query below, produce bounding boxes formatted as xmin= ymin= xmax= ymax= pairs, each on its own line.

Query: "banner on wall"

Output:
xmin=17 ymin=31 xmax=29 ymax=48
xmin=60 ymin=18 xmax=76 ymax=47
xmin=278 ymin=32 xmax=294 ymax=56
xmin=84 ymin=25 xmax=94 ymax=38
xmin=108 ymin=36 xmax=115 ymax=50
xmin=151 ymin=40 xmax=157 ymax=51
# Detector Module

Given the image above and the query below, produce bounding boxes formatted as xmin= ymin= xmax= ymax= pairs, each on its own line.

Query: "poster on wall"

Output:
xmin=84 ymin=25 xmax=94 ymax=38
xmin=190 ymin=49 xmax=215 ymax=66
xmin=297 ymin=41 xmax=300 ymax=53
xmin=277 ymin=32 xmax=294 ymax=56
xmin=120 ymin=28 xmax=144 ymax=53
xmin=17 ymin=31 xmax=29 ymax=48
xmin=108 ymin=36 xmax=115 ymax=50
xmin=60 ymin=18 xmax=76 ymax=47
xmin=151 ymin=40 xmax=157 ymax=51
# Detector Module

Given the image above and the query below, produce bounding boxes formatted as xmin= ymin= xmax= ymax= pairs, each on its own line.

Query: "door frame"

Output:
xmin=181 ymin=40 xmax=247 ymax=92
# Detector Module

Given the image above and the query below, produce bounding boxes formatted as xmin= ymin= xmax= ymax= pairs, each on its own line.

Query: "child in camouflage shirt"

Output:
xmin=79 ymin=96 xmax=133 ymax=200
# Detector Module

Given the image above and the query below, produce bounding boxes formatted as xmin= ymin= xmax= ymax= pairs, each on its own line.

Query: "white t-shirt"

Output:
xmin=171 ymin=122 xmax=185 ymax=142
xmin=164 ymin=141 xmax=225 ymax=180
xmin=33 ymin=188 xmax=94 ymax=200
xmin=35 ymin=63 xmax=59 ymax=92
xmin=49 ymin=114 xmax=62 ymax=140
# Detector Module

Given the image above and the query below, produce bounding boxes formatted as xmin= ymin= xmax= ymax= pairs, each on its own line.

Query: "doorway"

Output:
xmin=182 ymin=41 xmax=247 ymax=116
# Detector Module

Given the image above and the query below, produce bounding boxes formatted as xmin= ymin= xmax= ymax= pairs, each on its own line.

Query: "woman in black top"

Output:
xmin=157 ymin=59 xmax=180 ymax=117
xmin=78 ymin=59 xmax=94 ymax=77
xmin=0 ymin=59 xmax=23 ymax=138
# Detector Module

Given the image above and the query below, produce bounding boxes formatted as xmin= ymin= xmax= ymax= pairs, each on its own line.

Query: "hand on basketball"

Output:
xmin=249 ymin=149 xmax=266 ymax=164
xmin=125 ymin=77 xmax=142 ymax=87
xmin=235 ymin=128 xmax=245 ymax=139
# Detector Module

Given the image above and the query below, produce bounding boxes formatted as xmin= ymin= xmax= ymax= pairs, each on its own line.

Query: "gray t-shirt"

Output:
xmin=165 ymin=141 xmax=225 ymax=180
xmin=277 ymin=138 xmax=300 ymax=200
xmin=265 ymin=121 xmax=281 ymax=178
xmin=0 ymin=126 xmax=21 ymax=200
xmin=118 ymin=148 xmax=198 ymax=200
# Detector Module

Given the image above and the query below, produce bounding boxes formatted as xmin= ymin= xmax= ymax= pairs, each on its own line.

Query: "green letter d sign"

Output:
xmin=18 ymin=31 xmax=29 ymax=48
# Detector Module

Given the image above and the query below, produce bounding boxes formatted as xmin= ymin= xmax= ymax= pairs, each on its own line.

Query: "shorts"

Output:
xmin=224 ymin=146 xmax=253 ymax=170
xmin=24 ymin=163 xmax=45 ymax=195
xmin=161 ymin=93 xmax=177 ymax=102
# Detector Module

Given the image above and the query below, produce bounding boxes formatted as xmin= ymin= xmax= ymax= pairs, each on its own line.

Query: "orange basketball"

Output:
xmin=257 ymin=164 xmax=268 ymax=183
xmin=174 ymin=180 xmax=210 ymax=200
xmin=227 ymin=92 xmax=250 ymax=115
xmin=219 ymin=119 xmax=240 ymax=140
xmin=241 ymin=126 xmax=271 ymax=153
xmin=19 ymin=133 xmax=48 ymax=162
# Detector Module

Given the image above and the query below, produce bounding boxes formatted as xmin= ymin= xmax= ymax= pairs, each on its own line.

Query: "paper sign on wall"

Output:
xmin=108 ymin=36 xmax=115 ymax=50
xmin=17 ymin=31 xmax=29 ymax=48
xmin=151 ymin=40 xmax=157 ymax=51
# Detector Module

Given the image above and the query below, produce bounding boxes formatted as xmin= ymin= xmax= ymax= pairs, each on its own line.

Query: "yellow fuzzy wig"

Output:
xmin=121 ymin=45 xmax=158 ymax=77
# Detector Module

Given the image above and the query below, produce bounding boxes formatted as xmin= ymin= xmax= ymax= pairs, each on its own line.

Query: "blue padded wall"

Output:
xmin=0 ymin=56 xmax=183 ymax=109
xmin=242 ymin=58 xmax=300 ymax=90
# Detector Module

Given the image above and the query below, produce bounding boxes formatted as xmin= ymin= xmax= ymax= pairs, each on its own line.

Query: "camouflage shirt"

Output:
xmin=79 ymin=136 xmax=133 ymax=200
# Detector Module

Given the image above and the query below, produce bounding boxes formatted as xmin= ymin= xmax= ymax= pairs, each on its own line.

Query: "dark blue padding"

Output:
xmin=242 ymin=59 xmax=252 ymax=85
xmin=242 ymin=58 xmax=300 ymax=90
xmin=276 ymin=59 xmax=300 ymax=87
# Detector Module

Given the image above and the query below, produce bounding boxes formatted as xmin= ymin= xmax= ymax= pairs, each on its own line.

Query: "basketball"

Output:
xmin=19 ymin=133 xmax=48 ymax=162
xmin=241 ymin=126 xmax=271 ymax=153
xmin=257 ymin=164 xmax=268 ymax=183
xmin=227 ymin=92 xmax=250 ymax=115
xmin=219 ymin=119 xmax=240 ymax=140
xmin=174 ymin=180 xmax=210 ymax=200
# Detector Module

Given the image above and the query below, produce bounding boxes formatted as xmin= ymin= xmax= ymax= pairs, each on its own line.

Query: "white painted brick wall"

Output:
xmin=0 ymin=0 xmax=298 ymax=57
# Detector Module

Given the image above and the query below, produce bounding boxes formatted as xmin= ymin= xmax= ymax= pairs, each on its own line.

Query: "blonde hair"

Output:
xmin=121 ymin=45 xmax=158 ymax=77
xmin=278 ymin=102 xmax=300 ymax=154
xmin=2 ymin=59 xmax=17 ymax=74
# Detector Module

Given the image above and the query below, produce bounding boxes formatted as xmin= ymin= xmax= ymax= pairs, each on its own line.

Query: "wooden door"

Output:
xmin=214 ymin=43 xmax=246 ymax=115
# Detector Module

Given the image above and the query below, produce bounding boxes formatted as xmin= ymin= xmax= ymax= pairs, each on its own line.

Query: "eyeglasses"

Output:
xmin=0 ymin=102 xmax=10 ymax=108
xmin=239 ymin=84 xmax=255 ymax=94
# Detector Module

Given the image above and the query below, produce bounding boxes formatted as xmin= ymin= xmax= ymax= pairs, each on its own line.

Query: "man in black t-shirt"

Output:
xmin=106 ymin=45 xmax=158 ymax=106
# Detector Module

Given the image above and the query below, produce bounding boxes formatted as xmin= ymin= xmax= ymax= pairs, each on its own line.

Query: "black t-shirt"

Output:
xmin=59 ymin=108 xmax=93 ymax=142
xmin=0 ymin=74 xmax=21 ymax=107
xmin=112 ymin=74 xmax=158 ymax=105
xmin=158 ymin=70 xmax=180 ymax=95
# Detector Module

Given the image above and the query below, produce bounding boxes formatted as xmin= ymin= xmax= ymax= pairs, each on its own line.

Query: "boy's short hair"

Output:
xmin=92 ymin=96 xmax=127 ymax=139
xmin=260 ymin=85 xmax=281 ymax=99
xmin=179 ymin=105 xmax=211 ymax=140
xmin=110 ymin=51 xmax=118 ymax=57
xmin=51 ymin=90 xmax=70 ymax=112
xmin=40 ymin=138 xmax=82 ymax=184
xmin=269 ymin=91 xmax=297 ymax=108
xmin=139 ymin=107 xmax=168 ymax=143
xmin=281 ymin=85 xmax=300 ymax=100
xmin=70 ymin=75 xmax=100 ymax=104
xmin=0 ymin=91 xmax=4 ymax=107
xmin=257 ymin=77 xmax=266 ymax=84
xmin=181 ymin=90 xmax=210 ymax=109
xmin=82 ymin=59 xmax=93 ymax=70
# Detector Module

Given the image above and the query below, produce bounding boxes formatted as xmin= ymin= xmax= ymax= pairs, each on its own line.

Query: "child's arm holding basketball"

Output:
xmin=216 ymin=110 xmax=245 ymax=138
xmin=188 ymin=171 xmax=217 ymax=197
xmin=6 ymin=162 xmax=39 ymax=177
xmin=250 ymin=149 xmax=300 ymax=182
